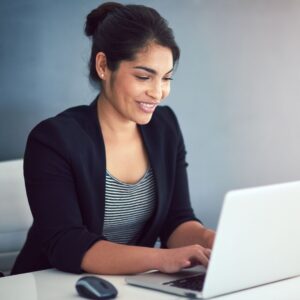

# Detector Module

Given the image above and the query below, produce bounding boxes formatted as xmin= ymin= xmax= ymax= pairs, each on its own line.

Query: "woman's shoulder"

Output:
xmin=27 ymin=103 xmax=99 ymax=150
xmin=24 ymin=101 xmax=104 ymax=167
xmin=31 ymin=103 xmax=95 ymax=135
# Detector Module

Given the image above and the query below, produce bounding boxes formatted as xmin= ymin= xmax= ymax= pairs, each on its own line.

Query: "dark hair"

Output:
xmin=85 ymin=1 xmax=180 ymax=86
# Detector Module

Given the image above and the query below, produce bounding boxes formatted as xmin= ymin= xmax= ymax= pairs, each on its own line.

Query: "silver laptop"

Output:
xmin=125 ymin=181 xmax=300 ymax=299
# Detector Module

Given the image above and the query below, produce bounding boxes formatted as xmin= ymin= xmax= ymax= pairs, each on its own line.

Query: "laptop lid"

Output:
xmin=202 ymin=180 xmax=300 ymax=298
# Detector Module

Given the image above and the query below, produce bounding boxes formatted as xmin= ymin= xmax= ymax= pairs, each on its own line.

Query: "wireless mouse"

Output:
xmin=76 ymin=276 xmax=118 ymax=299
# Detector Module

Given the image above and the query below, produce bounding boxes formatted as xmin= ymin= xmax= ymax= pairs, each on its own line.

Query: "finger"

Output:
xmin=182 ymin=260 xmax=191 ymax=269
xmin=204 ymin=248 xmax=212 ymax=258
xmin=194 ymin=251 xmax=209 ymax=268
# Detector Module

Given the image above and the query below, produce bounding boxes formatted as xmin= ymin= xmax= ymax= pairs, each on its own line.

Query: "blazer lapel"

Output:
xmin=139 ymin=124 xmax=167 ymax=245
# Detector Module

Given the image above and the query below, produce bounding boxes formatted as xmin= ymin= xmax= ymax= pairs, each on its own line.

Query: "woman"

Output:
xmin=12 ymin=2 xmax=215 ymax=275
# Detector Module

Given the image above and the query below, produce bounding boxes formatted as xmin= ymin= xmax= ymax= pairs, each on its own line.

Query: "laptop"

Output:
xmin=125 ymin=181 xmax=300 ymax=299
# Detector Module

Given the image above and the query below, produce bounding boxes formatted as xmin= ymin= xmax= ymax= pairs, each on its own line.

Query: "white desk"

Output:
xmin=1 ymin=269 xmax=300 ymax=300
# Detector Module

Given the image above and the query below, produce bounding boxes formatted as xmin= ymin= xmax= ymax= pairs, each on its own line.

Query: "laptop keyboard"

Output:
xmin=163 ymin=273 xmax=206 ymax=292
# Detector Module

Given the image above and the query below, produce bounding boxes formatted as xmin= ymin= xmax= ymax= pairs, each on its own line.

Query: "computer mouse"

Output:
xmin=76 ymin=276 xmax=118 ymax=299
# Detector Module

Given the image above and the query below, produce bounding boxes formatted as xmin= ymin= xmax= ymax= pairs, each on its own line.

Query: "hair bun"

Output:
xmin=85 ymin=2 xmax=124 ymax=37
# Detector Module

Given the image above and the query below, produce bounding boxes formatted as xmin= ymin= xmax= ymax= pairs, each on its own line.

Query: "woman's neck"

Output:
xmin=97 ymin=94 xmax=138 ymax=141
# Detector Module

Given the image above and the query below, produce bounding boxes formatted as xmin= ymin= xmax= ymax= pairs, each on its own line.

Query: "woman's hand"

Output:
xmin=203 ymin=228 xmax=216 ymax=249
xmin=157 ymin=244 xmax=211 ymax=273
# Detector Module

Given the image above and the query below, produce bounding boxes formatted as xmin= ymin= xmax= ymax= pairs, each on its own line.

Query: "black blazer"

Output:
xmin=12 ymin=100 xmax=200 ymax=275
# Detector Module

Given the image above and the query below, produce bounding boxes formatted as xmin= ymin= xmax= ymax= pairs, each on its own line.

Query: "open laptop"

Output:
xmin=125 ymin=181 xmax=300 ymax=299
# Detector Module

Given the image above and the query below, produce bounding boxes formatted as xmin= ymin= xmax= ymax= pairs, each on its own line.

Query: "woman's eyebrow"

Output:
xmin=133 ymin=66 xmax=173 ymax=75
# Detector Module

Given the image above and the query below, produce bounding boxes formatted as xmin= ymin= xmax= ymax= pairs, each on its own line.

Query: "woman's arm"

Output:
xmin=81 ymin=239 xmax=211 ymax=275
xmin=166 ymin=221 xmax=215 ymax=249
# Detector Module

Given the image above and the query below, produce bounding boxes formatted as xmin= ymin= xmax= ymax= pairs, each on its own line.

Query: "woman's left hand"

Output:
xmin=203 ymin=228 xmax=216 ymax=249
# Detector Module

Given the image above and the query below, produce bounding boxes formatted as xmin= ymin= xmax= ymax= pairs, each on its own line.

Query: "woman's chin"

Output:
xmin=135 ymin=114 xmax=154 ymax=125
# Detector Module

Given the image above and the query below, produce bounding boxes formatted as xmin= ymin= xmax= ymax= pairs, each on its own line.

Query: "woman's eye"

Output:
xmin=136 ymin=76 xmax=150 ymax=80
xmin=135 ymin=75 xmax=173 ymax=81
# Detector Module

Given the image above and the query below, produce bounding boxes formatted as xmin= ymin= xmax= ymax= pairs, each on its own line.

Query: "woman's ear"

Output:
xmin=95 ymin=52 xmax=108 ymax=80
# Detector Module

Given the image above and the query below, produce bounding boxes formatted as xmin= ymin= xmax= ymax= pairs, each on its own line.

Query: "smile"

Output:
xmin=137 ymin=101 xmax=159 ymax=114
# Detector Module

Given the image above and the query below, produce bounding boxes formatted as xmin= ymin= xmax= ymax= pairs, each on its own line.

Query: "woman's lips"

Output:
xmin=137 ymin=101 xmax=159 ymax=113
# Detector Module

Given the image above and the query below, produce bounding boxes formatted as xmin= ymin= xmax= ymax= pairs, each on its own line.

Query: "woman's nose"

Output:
xmin=146 ymin=81 xmax=163 ymax=100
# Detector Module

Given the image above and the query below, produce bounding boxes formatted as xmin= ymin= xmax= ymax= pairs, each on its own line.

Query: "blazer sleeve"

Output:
xmin=159 ymin=107 xmax=202 ymax=247
xmin=24 ymin=119 xmax=104 ymax=273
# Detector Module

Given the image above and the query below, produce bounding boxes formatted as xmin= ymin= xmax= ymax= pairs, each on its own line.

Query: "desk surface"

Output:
xmin=1 ymin=269 xmax=300 ymax=300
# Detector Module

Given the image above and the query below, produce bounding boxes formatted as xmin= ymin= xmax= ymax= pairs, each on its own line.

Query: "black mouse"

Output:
xmin=76 ymin=276 xmax=118 ymax=299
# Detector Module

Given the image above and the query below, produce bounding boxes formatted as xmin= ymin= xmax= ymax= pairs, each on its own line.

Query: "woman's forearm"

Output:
xmin=81 ymin=240 xmax=162 ymax=275
xmin=167 ymin=221 xmax=215 ymax=249
xmin=81 ymin=237 xmax=213 ymax=275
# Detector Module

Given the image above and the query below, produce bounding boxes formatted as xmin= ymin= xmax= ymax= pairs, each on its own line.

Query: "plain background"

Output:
xmin=1 ymin=0 xmax=300 ymax=229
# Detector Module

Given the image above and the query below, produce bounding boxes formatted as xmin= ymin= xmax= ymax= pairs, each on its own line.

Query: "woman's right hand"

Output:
xmin=157 ymin=245 xmax=211 ymax=273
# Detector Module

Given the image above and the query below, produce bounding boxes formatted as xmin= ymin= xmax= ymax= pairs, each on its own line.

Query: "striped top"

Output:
xmin=103 ymin=168 xmax=156 ymax=245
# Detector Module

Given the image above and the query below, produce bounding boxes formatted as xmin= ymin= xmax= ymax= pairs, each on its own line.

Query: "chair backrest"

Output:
xmin=0 ymin=159 xmax=32 ymax=275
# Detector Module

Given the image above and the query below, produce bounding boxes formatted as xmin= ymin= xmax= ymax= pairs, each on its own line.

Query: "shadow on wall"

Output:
xmin=0 ymin=0 xmax=99 ymax=161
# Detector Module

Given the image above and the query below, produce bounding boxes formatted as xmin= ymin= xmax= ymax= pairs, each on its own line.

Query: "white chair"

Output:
xmin=0 ymin=159 xmax=32 ymax=276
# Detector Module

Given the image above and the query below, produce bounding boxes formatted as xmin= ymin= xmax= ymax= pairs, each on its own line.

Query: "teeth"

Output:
xmin=138 ymin=101 xmax=158 ymax=113
xmin=141 ymin=102 xmax=155 ymax=107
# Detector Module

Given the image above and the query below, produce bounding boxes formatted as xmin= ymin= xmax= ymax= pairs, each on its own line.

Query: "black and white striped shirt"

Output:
xmin=103 ymin=168 xmax=156 ymax=244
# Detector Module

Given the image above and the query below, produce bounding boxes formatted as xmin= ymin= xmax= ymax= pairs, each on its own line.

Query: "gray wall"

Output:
xmin=1 ymin=0 xmax=300 ymax=229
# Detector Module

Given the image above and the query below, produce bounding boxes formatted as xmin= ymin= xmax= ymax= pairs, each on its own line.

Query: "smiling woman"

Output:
xmin=97 ymin=44 xmax=173 ymax=126
xmin=11 ymin=1 xmax=215 ymax=276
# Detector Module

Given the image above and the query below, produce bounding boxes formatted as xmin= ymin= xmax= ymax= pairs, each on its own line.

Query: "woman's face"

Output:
xmin=100 ymin=43 xmax=174 ymax=125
